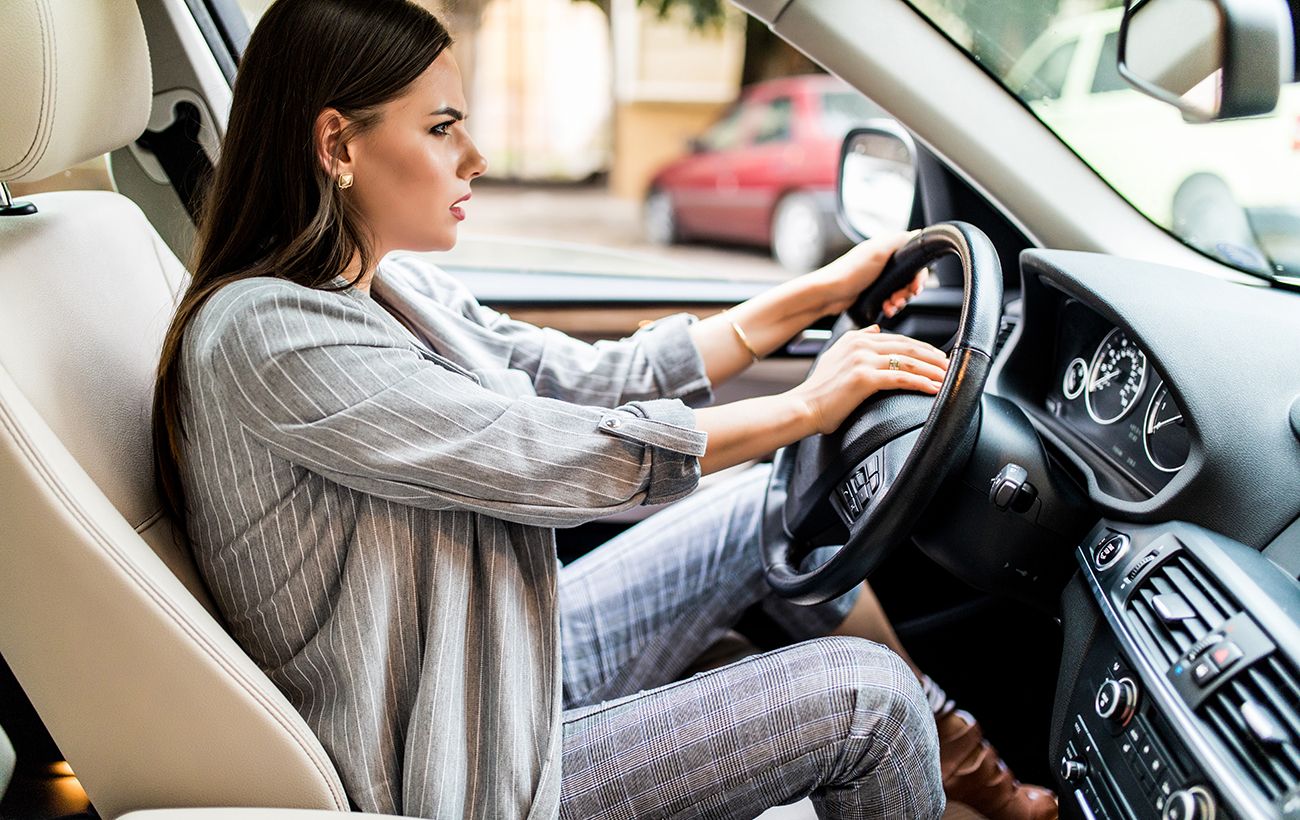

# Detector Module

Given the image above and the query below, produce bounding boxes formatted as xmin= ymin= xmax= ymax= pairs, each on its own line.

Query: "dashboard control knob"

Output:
xmin=1095 ymin=677 xmax=1138 ymax=726
xmin=1093 ymin=532 xmax=1130 ymax=570
xmin=1059 ymin=757 xmax=1088 ymax=784
xmin=1162 ymin=786 xmax=1216 ymax=820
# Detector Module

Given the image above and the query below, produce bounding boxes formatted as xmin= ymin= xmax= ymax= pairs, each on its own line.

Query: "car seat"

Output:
xmin=0 ymin=2 xmax=356 ymax=817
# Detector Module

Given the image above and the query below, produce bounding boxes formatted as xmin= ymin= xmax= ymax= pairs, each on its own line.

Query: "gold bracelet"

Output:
xmin=727 ymin=313 xmax=761 ymax=363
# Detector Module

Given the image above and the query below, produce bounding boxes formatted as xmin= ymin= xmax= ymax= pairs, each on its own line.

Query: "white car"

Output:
xmin=1006 ymin=7 xmax=1300 ymax=270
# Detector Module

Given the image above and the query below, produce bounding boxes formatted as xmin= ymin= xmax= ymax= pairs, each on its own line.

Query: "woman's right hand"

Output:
xmin=789 ymin=326 xmax=949 ymax=436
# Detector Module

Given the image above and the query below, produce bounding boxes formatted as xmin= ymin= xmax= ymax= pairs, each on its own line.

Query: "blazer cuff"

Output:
xmin=598 ymin=399 xmax=706 ymax=505
xmin=635 ymin=313 xmax=714 ymax=408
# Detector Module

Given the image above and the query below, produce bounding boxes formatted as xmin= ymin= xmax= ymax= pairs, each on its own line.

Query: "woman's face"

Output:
xmin=342 ymin=51 xmax=486 ymax=254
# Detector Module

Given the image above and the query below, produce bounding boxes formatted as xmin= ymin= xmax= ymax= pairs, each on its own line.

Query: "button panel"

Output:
xmin=1166 ymin=612 xmax=1275 ymax=707
xmin=834 ymin=454 xmax=884 ymax=522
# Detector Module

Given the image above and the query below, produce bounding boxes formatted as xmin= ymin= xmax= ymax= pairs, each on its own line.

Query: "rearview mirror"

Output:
xmin=1118 ymin=0 xmax=1294 ymax=121
xmin=836 ymin=122 xmax=918 ymax=242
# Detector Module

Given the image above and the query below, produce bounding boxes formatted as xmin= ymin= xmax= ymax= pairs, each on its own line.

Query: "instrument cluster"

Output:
xmin=1044 ymin=300 xmax=1190 ymax=494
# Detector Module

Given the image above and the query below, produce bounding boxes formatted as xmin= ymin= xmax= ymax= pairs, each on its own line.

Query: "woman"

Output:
xmin=153 ymin=1 xmax=1055 ymax=818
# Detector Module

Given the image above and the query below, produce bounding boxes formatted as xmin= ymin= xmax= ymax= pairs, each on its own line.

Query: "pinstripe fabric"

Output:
xmin=557 ymin=465 xmax=945 ymax=819
xmin=177 ymin=256 xmax=713 ymax=820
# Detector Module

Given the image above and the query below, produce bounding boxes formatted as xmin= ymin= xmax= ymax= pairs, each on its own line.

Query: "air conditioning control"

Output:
xmin=1095 ymin=677 xmax=1138 ymax=726
xmin=1059 ymin=756 xmax=1087 ymax=784
xmin=1161 ymin=785 xmax=1215 ymax=820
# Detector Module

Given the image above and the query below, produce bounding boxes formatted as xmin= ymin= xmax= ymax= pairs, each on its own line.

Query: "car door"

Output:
xmin=665 ymin=102 xmax=759 ymax=241
xmin=726 ymin=92 xmax=800 ymax=243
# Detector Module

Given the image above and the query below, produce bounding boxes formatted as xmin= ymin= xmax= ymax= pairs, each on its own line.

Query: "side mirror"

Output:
xmin=836 ymin=122 xmax=918 ymax=242
xmin=1118 ymin=0 xmax=1294 ymax=121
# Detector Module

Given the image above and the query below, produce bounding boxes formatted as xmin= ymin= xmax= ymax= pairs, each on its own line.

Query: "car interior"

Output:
xmin=1 ymin=0 xmax=1298 ymax=819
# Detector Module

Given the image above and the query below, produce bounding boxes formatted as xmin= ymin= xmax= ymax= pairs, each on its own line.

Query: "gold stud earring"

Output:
xmin=337 ymin=172 xmax=354 ymax=190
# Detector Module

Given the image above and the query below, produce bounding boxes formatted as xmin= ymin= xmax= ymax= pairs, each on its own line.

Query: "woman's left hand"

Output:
xmin=809 ymin=231 xmax=928 ymax=319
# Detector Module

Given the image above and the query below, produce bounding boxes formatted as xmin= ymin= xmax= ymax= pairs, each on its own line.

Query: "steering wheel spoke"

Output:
xmin=831 ymin=429 xmax=922 ymax=529
xmin=761 ymin=222 xmax=1003 ymax=605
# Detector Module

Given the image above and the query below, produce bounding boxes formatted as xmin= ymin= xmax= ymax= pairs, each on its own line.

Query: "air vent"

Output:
xmin=1199 ymin=656 xmax=1300 ymax=801
xmin=1126 ymin=553 xmax=1238 ymax=667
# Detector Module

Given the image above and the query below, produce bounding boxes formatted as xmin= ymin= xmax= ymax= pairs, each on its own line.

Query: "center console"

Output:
xmin=1052 ymin=521 xmax=1300 ymax=820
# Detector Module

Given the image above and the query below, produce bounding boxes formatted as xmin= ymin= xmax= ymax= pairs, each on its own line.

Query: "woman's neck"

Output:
xmin=342 ymin=248 xmax=384 ymax=295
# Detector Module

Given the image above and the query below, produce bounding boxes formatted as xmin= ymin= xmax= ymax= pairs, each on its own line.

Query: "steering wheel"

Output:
xmin=762 ymin=222 xmax=1003 ymax=605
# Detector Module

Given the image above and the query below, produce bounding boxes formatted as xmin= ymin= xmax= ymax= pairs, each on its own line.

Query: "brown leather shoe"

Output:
xmin=923 ymin=676 xmax=1059 ymax=820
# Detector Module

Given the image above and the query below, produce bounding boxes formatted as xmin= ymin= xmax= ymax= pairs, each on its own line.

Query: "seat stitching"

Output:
xmin=0 ymin=0 xmax=55 ymax=179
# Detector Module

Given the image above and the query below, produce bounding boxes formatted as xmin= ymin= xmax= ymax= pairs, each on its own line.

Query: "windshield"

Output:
xmin=907 ymin=0 xmax=1300 ymax=280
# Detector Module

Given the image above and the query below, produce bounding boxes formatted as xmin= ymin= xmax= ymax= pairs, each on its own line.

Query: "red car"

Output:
xmin=645 ymin=74 xmax=886 ymax=272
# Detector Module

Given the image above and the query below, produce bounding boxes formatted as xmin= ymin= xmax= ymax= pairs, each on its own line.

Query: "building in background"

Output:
xmin=469 ymin=0 xmax=746 ymax=199
xmin=235 ymin=0 xmax=752 ymax=200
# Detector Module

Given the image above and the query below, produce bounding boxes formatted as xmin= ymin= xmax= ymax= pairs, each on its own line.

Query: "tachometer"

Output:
xmin=1143 ymin=382 xmax=1189 ymax=472
xmin=1086 ymin=328 xmax=1148 ymax=425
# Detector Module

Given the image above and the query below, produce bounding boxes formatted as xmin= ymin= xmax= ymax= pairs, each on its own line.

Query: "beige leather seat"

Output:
xmin=0 ymin=3 xmax=366 ymax=817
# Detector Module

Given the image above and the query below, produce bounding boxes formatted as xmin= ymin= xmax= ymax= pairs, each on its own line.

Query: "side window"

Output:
xmin=1091 ymin=32 xmax=1128 ymax=94
xmin=699 ymin=105 xmax=747 ymax=152
xmin=752 ymin=98 xmax=793 ymax=144
xmin=1021 ymin=39 xmax=1078 ymax=101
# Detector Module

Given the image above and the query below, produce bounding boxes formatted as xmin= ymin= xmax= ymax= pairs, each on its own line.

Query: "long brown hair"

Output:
xmin=152 ymin=0 xmax=453 ymax=533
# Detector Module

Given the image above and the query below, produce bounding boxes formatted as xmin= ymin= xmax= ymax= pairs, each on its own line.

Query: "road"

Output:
xmin=458 ymin=182 xmax=791 ymax=282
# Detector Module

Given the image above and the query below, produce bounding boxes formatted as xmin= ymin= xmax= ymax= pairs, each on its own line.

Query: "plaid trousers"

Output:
xmin=558 ymin=465 xmax=945 ymax=819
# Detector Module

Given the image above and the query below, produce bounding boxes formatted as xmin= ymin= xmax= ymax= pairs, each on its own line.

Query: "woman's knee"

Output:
xmin=799 ymin=636 xmax=929 ymax=724
xmin=788 ymin=637 xmax=942 ymax=794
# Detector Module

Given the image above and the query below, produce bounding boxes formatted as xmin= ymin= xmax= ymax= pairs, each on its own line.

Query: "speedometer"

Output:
xmin=1086 ymin=328 xmax=1148 ymax=425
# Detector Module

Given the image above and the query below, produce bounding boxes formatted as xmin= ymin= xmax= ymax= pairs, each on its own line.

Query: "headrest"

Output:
xmin=0 ymin=0 xmax=152 ymax=183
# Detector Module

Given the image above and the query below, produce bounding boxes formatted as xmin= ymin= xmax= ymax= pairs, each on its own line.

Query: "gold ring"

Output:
xmin=888 ymin=355 xmax=901 ymax=371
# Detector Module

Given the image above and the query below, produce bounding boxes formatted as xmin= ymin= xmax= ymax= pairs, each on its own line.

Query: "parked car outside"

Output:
xmin=644 ymin=74 xmax=886 ymax=273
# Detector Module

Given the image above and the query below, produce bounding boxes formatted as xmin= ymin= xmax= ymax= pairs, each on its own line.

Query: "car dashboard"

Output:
xmin=1041 ymin=298 xmax=1189 ymax=498
xmin=982 ymin=249 xmax=1300 ymax=820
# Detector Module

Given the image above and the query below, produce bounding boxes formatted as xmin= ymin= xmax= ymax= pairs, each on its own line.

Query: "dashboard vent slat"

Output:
xmin=1252 ymin=664 xmax=1300 ymax=744
xmin=1130 ymin=590 xmax=1182 ymax=664
xmin=1228 ymin=680 xmax=1299 ymax=786
xmin=1125 ymin=554 xmax=1230 ymax=667
xmin=1201 ymin=667 xmax=1300 ymax=801
xmin=1120 ymin=547 xmax=1300 ymax=804
xmin=1202 ymin=698 xmax=1287 ymax=798
xmin=1164 ymin=565 xmax=1229 ymax=627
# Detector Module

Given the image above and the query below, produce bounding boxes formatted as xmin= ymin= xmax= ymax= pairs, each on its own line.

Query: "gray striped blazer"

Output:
xmin=177 ymin=255 xmax=713 ymax=819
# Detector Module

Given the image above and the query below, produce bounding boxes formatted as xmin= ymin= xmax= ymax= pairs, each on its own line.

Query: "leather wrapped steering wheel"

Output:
xmin=761 ymin=222 xmax=1003 ymax=605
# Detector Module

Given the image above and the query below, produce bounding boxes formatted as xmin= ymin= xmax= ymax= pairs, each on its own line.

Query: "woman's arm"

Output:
xmin=379 ymin=257 xmax=712 ymax=409
xmin=200 ymin=281 xmax=709 ymax=529
xmin=696 ymin=324 xmax=948 ymax=474
xmin=689 ymin=232 xmax=925 ymax=387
